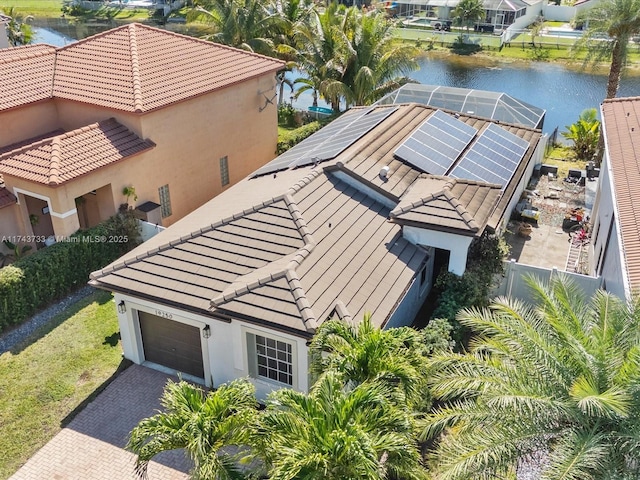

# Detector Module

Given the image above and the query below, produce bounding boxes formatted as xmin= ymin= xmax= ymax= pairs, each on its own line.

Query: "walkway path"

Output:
xmin=10 ymin=365 xmax=192 ymax=480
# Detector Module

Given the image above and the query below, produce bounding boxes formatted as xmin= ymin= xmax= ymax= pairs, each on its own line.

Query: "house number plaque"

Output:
xmin=155 ymin=309 xmax=173 ymax=320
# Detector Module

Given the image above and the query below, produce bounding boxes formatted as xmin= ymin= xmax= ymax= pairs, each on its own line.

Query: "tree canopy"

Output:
xmin=422 ymin=276 xmax=640 ymax=480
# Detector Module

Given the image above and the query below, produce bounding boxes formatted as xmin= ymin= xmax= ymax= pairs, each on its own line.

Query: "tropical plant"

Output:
xmin=1 ymin=7 xmax=33 ymax=46
xmin=338 ymin=12 xmax=418 ymax=106
xmin=422 ymin=276 xmax=640 ymax=480
xmin=261 ymin=371 xmax=427 ymax=480
xmin=188 ymin=0 xmax=278 ymax=55
xmin=127 ymin=378 xmax=259 ymax=480
xmin=562 ymin=108 xmax=600 ymax=161
xmin=310 ymin=314 xmax=451 ymax=408
xmin=450 ymin=0 xmax=484 ymax=32
xmin=2 ymin=240 xmax=32 ymax=261
xmin=576 ymin=0 xmax=640 ymax=99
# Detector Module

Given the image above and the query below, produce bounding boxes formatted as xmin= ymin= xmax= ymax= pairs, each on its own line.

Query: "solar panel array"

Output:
xmin=449 ymin=123 xmax=530 ymax=187
xmin=394 ymin=109 xmax=478 ymax=175
xmin=252 ymin=107 xmax=397 ymax=177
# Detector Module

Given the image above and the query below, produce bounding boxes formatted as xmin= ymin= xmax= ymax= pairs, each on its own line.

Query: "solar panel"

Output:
xmin=449 ymin=123 xmax=530 ymax=187
xmin=394 ymin=109 xmax=477 ymax=175
xmin=252 ymin=107 xmax=397 ymax=177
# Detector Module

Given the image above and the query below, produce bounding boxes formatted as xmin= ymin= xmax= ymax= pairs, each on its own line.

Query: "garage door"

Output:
xmin=138 ymin=311 xmax=204 ymax=378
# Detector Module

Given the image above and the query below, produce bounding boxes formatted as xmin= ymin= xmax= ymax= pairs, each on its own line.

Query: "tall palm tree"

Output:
xmin=339 ymin=12 xmax=418 ymax=106
xmin=421 ymin=276 xmax=640 ymax=480
xmin=292 ymin=2 xmax=353 ymax=112
xmin=261 ymin=371 xmax=428 ymax=480
xmin=310 ymin=314 xmax=451 ymax=409
xmin=127 ymin=379 xmax=259 ymax=480
xmin=577 ymin=0 xmax=640 ymax=99
xmin=450 ymin=0 xmax=484 ymax=33
xmin=188 ymin=0 xmax=277 ymax=55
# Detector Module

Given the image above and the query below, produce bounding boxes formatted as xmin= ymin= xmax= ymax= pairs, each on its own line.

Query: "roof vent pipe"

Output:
xmin=379 ymin=166 xmax=390 ymax=179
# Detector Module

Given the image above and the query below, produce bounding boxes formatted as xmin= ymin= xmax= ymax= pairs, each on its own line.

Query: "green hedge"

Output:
xmin=0 ymin=212 xmax=140 ymax=332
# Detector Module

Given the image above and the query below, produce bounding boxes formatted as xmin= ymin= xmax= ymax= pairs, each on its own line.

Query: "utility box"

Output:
xmin=134 ymin=201 xmax=163 ymax=226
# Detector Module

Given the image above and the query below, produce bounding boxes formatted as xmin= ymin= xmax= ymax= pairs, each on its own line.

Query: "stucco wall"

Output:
xmin=136 ymin=74 xmax=280 ymax=227
xmin=0 ymin=204 xmax=24 ymax=242
xmin=591 ymin=150 xmax=629 ymax=300
xmin=0 ymin=101 xmax=60 ymax=148
xmin=115 ymin=294 xmax=310 ymax=401
xmin=403 ymin=226 xmax=473 ymax=275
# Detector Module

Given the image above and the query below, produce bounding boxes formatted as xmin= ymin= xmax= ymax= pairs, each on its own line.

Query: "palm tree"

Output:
xmin=339 ymin=11 xmax=418 ymax=106
xmin=292 ymin=2 xmax=353 ymax=112
xmin=127 ymin=379 xmax=259 ymax=480
xmin=310 ymin=314 xmax=451 ymax=409
xmin=261 ymin=371 xmax=428 ymax=480
xmin=562 ymin=108 xmax=600 ymax=161
xmin=577 ymin=0 xmax=640 ymax=99
xmin=188 ymin=0 xmax=277 ymax=55
xmin=1 ymin=7 xmax=33 ymax=46
xmin=421 ymin=276 xmax=640 ymax=480
xmin=450 ymin=0 xmax=484 ymax=33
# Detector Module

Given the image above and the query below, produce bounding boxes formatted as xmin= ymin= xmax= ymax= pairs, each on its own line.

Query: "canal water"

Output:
xmin=33 ymin=22 xmax=640 ymax=135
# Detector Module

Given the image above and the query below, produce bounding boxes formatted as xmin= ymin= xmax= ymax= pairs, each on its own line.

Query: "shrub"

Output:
xmin=431 ymin=233 xmax=508 ymax=345
xmin=276 ymin=121 xmax=324 ymax=154
xmin=0 ymin=212 xmax=140 ymax=332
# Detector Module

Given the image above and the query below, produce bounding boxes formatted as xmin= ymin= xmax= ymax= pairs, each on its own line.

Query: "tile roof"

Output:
xmin=0 ymin=44 xmax=57 ymax=110
xmin=91 ymin=169 xmax=427 ymax=336
xmin=0 ymin=118 xmax=155 ymax=185
xmin=90 ymin=103 xmax=541 ymax=335
xmin=0 ymin=23 xmax=284 ymax=113
xmin=390 ymin=176 xmax=502 ymax=234
xmin=602 ymin=97 xmax=640 ymax=293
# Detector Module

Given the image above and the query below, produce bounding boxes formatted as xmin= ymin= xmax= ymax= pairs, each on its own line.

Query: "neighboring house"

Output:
xmin=590 ymin=96 xmax=640 ymax=301
xmin=0 ymin=23 xmax=283 ymax=248
xmin=90 ymin=102 xmax=544 ymax=399
xmin=395 ymin=0 xmax=543 ymax=32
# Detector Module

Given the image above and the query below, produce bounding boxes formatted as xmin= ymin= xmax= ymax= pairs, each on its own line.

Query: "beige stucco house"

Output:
xmin=90 ymin=103 xmax=544 ymax=400
xmin=0 ymin=23 xmax=284 ymax=248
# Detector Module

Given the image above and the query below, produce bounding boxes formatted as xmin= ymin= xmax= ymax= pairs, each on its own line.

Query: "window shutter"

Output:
xmin=246 ymin=333 xmax=257 ymax=378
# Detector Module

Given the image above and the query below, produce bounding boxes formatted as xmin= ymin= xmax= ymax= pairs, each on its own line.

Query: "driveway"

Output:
xmin=10 ymin=365 xmax=192 ymax=480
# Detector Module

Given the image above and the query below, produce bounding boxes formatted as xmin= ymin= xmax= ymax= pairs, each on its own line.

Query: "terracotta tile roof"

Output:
xmin=0 ymin=118 xmax=155 ymax=185
xmin=0 ymin=23 xmax=284 ymax=113
xmin=90 ymin=103 xmax=540 ymax=335
xmin=0 ymin=44 xmax=56 ymax=110
xmin=602 ymin=97 xmax=640 ymax=292
xmin=53 ymin=23 xmax=285 ymax=112
xmin=0 ymin=185 xmax=17 ymax=209
xmin=390 ymin=176 xmax=502 ymax=235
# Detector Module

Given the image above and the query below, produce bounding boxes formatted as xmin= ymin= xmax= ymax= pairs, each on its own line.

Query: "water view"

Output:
xmin=33 ymin=23 xmax=640 ymax=135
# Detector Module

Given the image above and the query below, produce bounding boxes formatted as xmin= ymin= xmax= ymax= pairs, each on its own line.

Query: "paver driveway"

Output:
xmin=10 ymin=365 xmax=192 ymax=480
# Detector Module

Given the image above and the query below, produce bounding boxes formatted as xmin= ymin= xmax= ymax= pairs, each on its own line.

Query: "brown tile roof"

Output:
xmin=0 ymin=185 xmax=17 ymax=209
xmin=0 ymin=118 xmax=155 ymax=185
xmin=90 ymin=103 xmax=540 ymax=335
xmin=0 ymin=23 xmax=284 ymax=113
xmin=390 ymin=176 xmax=502 ymax=235
xmin=0 ymin=44 xmax=56 ymax=110
xmin=602 ymin=97 xmax=640 ymax=292
xmin=91 ymin=170 xmax=427 ymax=336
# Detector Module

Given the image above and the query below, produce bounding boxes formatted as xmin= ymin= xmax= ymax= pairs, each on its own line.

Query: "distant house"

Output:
xmin=394 ymin=0 xmax=544 ymax=32
xmin=590 ymin=96 xmax=640 ymax=300
xmin=90 ymin=102 xmax=544 ymax=399
xmin=0 ymin=23 xmax=283 ymax=248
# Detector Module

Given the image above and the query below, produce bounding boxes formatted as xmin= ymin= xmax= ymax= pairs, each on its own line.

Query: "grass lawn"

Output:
xmin=0 ymin=290 xmax=126 ymax=479
xmin=544 ymin=145 xmax=585 ymax=178
xmin=1 ymin=0 xmax=62 ymax=17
